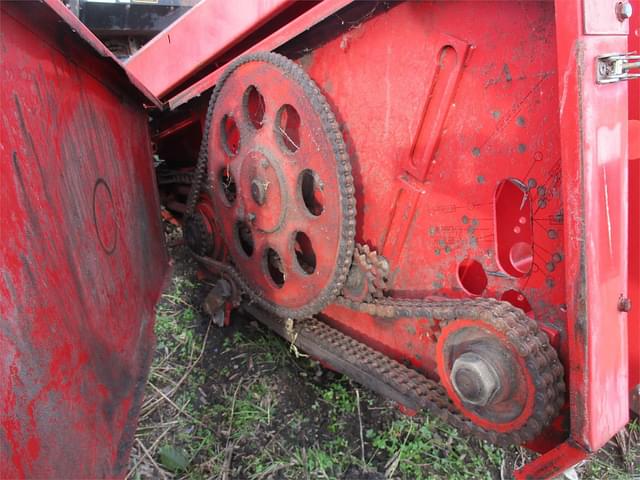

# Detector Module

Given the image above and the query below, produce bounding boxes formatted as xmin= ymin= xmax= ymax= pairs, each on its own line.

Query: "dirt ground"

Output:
xmin=127 ymin=233 xmax=639 ymax=480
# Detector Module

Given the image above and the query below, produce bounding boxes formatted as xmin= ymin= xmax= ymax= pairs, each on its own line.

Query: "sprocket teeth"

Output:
xmin=342 ymin=243 xmax=390 ymax=302
xmin=189 ymin=52 xmax=356 ymax=319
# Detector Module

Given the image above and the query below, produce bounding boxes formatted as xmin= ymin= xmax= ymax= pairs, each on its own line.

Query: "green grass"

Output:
xmin=369 ymin=416 xmax=503 ymax=480
xmin=129 ymin=262 xmax=639 ymax=480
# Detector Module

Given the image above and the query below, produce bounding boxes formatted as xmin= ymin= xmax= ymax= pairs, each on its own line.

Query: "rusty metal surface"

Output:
xmin=202 ymin=52 xmax=356 ymax=318
xmin=0 ymin=2 xmax=168 ymax=477
xmin=342 ymin=244 xmax=389 ymax=303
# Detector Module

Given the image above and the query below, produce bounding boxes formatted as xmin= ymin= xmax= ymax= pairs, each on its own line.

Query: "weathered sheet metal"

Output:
xmin=0 ymin=2 xmax=168 ymax=477
xmin=125 ymin=0 xmax=297 ymax=100
xmin=554 ymin=0 xmax=630 ymax=453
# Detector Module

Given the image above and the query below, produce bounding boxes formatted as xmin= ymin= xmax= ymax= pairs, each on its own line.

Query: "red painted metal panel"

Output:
xmin=514 ymin=441 xmax=588 ymax=480
xmin=125 ymin=0 xmax=295 ymax=99
xmin=628 ymin=0 xmax=640 ymax=413
xmin=554 ymin=0 xmax=629 ymax=451
xmin=583 ymin=0 xmax=629 ymax=35
xmin=166 ymin=0 xmax=354 ymax=109
xmin=0 ymin=3 xmax=168 ymax=478
xmin=301 ymin=1 xmax=567 ymax=390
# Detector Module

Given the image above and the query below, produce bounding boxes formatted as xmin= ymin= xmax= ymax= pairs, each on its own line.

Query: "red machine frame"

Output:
xmin=1 ymin=0 xmax=638 ymax=478
xmin=129 ymin=1 xmax=639 ymax=477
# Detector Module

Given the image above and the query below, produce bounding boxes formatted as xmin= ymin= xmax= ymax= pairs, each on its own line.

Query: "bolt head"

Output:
xmin=618 ymin=296 xmax=632 ymax=312
xmin=598 ymin=62 xmax=608 ymax=75
xmin=450 ymin=352 xmax=501 ymax=406
xmin=616 ymin=1 xmax=632 ymax=21
xmin=251 ymin=178 xmax=267 ymax=205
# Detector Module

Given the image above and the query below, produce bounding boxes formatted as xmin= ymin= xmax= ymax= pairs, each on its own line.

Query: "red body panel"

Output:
xmin=0 ymin=3 xmax=168 ymax=478
xmin=628 ymin=0 xmax=640 ymax=410
xmin=554 ymin=0 xmax=630 ymax=451
xmin=308 ymin=1 xmax=564 ymax=368
xmin=126 ymin=0 xmax=297 ymax=100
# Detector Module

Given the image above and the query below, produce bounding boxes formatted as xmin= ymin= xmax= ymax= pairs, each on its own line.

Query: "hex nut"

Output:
xmin=450 ymin=352 xmax=501 ymax=406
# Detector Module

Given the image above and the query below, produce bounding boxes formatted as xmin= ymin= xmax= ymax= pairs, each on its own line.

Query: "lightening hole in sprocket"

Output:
xmin=218 ymin=167 xmax=237 ymax=204
xmin=299 ymin=169 xmax=324 ymax=216
xmin=264 ymin=247 xmax=285 ymax=288
xmin=235 ymin=221 xmax=254 ymax=257
xmin=244 ymin=85 xmax=265 ymax=129
xmin=457 ymin=258 xmax=488 ymax=296
xmin=293 ymin=231 xmax=316 ymax=274
xmin=276 ymin=104 xmax=300 ymax=153
xmin=221 ymin=114 xmax=240 ymax=156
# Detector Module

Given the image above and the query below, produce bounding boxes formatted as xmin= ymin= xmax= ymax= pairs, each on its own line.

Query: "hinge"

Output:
xmin=596 ymin=52 xmax=640 ymax=84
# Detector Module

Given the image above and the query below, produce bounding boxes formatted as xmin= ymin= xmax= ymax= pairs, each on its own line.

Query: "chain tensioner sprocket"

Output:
xmin=336 ymin=294 xmax=565 ymax=445
xmin=342 ymin=243 xmax=390 ymax=302
xmin=196 ymin=52 xmax=355 ymax=319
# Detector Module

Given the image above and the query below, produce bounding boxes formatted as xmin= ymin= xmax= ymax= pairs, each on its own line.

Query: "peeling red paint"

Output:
xmin=0 ymin=2 xmax=167 ymax=477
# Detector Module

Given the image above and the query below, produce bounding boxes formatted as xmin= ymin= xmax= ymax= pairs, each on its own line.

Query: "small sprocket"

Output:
xmin=342 ymin=244 xmax=390 ymax=302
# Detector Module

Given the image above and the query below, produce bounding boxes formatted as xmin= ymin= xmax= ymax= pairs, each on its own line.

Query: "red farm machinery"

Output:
xmin=1 ymin=0 xmax=639 ymax=478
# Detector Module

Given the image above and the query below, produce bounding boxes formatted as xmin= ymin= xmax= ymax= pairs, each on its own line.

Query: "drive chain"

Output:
xmin=195 ymin=252 xmax=565 ymax=446
xmin=184 ymin=52 xmax=565 ymax=447
xmin=297 ymin=313 xmax=564 ymax=447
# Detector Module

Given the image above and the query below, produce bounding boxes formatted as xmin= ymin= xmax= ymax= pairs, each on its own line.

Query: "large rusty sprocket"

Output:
xmin=198 ymin=52 xmax=355 ymax=319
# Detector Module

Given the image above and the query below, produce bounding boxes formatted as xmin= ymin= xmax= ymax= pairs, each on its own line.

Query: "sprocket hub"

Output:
xmin=206 ymin=53 xmax=356 ymax=318
xmin=436 ymin=315 xmax=564 ymax=442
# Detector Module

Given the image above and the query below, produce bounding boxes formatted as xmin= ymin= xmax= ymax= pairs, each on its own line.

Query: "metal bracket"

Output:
xmin=596 ymin=52 xmax=640 ymax=83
